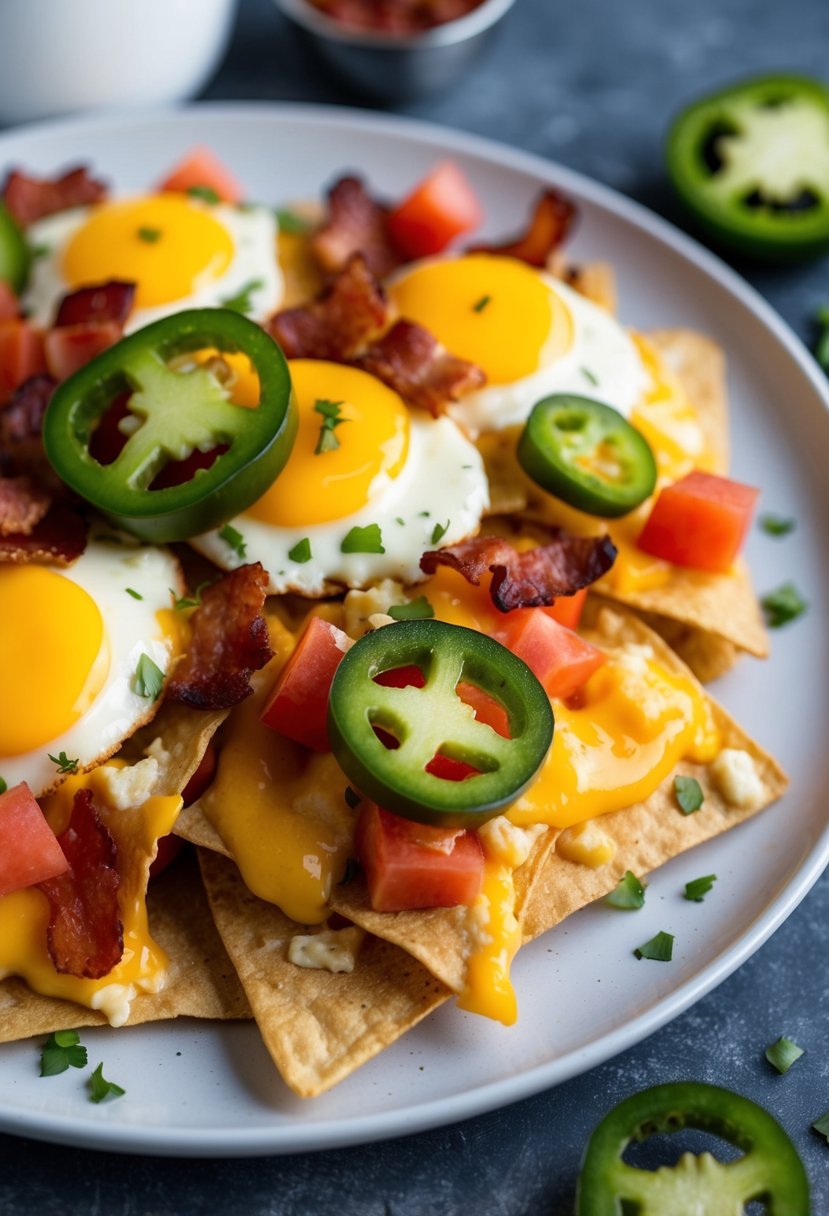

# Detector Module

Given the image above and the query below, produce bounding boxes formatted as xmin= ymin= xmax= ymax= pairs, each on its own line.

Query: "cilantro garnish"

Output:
xmin=765 ymin=1036 xmax=805 ymax=1075
xmin=275 ymin=207 xmax=312 ymax=234
xmin=288 ymin=538 xmax=312 ymax=564
xmin=218 ymin=523 xmax=247 ymax=557
xmin=314 ymin=399 xmax=346 ymax=454
xmin=634 ymin=930 xmax=674 ymax=962
xmin=388 ymin=596 xmax=435 ymax=621
xmin=472 ymin=294 xmax=491 ymax=313
xmin=812 ymin=1109 xmax=829 ymax=1142
xmin=171 ymin=581 xmax=209 ymax=611
xmin=30 ymin=242 xmax=51 ymax=260
xmin=40 ymin=1030 xmax=88 ymax=1077
xmin=125 ymin=587 xmax=143 ymax=600
xmin=133 ymin=654 xmax=164 ymax=701
xmin=684 ymin=874 xmax=717 ymax=902
xmin=674 ymin=774 xmax=704 ymax=815
xmin=187 ymin=185 xmax=220 ymax=205
xmin=88 ymin=1062 xmax=126 ymax=1104
xmin=431 ymin=520 xmax=449 ymax=545
xmin=605 ymin=870 xmax=646 ymax=910
xmin=137 ymin=226 xmax=161 ymax=244
xmin=581 ymin=366 xmax=599 ymax=386
xmin=759 ymin=513 xmax=796 ymax=537
xmin=49 ymin=751 xmax=79 ymax=775
xmin=221 ymin=278 xmax=264 ymax=315
xmin=341 ymin=524 xmax=384 ymax=555
xmin=761 ymin=582 xmax=807 ymax=628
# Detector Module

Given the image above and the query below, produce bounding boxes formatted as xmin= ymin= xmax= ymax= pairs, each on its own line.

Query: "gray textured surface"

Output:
xmin=2 ymin=0 xmax=829 ymax=1209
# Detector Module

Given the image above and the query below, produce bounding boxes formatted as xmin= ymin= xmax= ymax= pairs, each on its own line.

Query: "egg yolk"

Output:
xmin=246 ymin=360 xmax=410 ymax=527
xmin=62 ymin=195 xmax=234 ymax=309
xmin=388 ymin=254 xmax=572 ymax=385
xmin=0 ymin=566 xmax=109 ymax=757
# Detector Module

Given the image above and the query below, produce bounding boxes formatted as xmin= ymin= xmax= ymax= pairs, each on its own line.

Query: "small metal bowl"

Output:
xmin=274 ymin=0 xmax=517 ymax=104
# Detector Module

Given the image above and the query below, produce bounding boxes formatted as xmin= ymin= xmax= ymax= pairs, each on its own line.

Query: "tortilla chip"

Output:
xmin=197 ymin=849 xmax=448 ymax=1098
xmin=0 ymin=851 xmax=250 ymax=1043
xmin=124 ymin=700 xmax=229 ymax=795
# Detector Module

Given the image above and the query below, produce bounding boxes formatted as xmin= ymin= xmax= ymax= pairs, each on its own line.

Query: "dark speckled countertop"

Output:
xmin=1 ymin=0 xmax=829 ymax=1210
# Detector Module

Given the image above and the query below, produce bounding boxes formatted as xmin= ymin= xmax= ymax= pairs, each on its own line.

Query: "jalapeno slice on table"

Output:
xmin=576 ymin=1081 xmax=810 ymax=1216
xmin=0 ymin=201 xmax=29 ymax=294
xmin=327 ymin=619 xmax=554 ymax=828
xmin=43 ymin=308 xmax=297 ymax=543
xmin=517 ymin=393 xmax=657 ymax=518
xmin=667 ymin=73 xmax=829 ymax=260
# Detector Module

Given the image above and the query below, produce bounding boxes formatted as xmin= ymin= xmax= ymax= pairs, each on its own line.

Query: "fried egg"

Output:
xmin=387 ymin=253 xmax=648 ymax=437
xmin=191 ymin=359 xmax=489 ymax=595
xmin=23 ymin=193 xmax=282 ymax=331
xmin=0 ymin=539 xmax=182 ymax=798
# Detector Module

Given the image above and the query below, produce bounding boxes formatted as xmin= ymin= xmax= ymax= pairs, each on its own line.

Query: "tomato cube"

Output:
xmin=158 ymin=147 xmax=243 ymax=204
xmin=637 ymin=470 xmax=759 ymax=573
xmin=493 ymin=608 xmax=606 ymax=701
xmin=44 ymin=321 xmax=122 ymax=381
xmin=260 ymin=615 xmax=354 ymax=752
xmin=0 ymin=782 xmax=69 ymax=897
xmin=0 ymin=319 xmax=46 ymax=405
xmin=388 ymin=161 xmax=483 ymax=259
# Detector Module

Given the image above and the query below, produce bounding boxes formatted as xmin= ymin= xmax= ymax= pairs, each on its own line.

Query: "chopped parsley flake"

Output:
xmin=288 ymin=537 xmax=312 ymax=564
xmin=341 ymin=524 xmax=384 ymax=555
xmin=674 ymin=775 xmax=704 ymax=815
xmin=395 ymin=516 xmax=406 ymax=526
xmin=634 ymin=930 xmax=674 ymax=962
xmin=765 ymin=1036 xmax=805 ymax=1075
xmin=137 ymin=226 xmax=161 ymax=244
xmin=275 ymin=207 xmax=312 ymax=234
xmin=218 ymin=523 xmax=247 ymax=557
xmin=314 ymin=399 xmax=346 ymax=454
xmin=472 ymin=294 xmax=491 ymax=313
xmin=812 ymin=1109 xmax=829 ymax=1141
xmin=125 ymin=587 xmax=143 ymax=600
xmin=40 ymin=1030 xmax=88 ymax=1077
xmin=171 ymin=582 xmax=208 ymax=611
xmin=605 ymin=870 xmax=646 ymax=910
xmin=762 ymin=582 xmax=807 ymax=628
xmin=221 ymin=278 xmax=264 ymax=315
xmin=88 ymin=1062 xmax=126 ymax=1104
xmin=133 ymin=653 xmax=164 ymax=701
xmin=684 ymin=874 xmax=717 ymax=902
xmin=389 ymin=596 xmax=435 ymax=621
xmin=30 ymin=242 xmax=51 ymax=259
xmin=49 ymin=751 xmax=79 ymax=775
xmin=759 ymin=513 xmax=796 ymax=537
xmin=431 ymin=520 xmax=449 ymax=545
xmin=187 ymin=185 xmax=220 ymax=204
xmin=581 ymin=366 xmax=599 ymax=386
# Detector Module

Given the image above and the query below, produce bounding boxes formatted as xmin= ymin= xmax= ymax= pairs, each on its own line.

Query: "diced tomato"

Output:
xmin=149 ymin=834 xmax=183 ymax=880
xmin=374 ymin=664 xmax=425 ymax=689
xmin=494 ymin=608 xmax=606 ymax=700
xmin=260 ymin=616 xmax=354 ymax=752
xmin=637 ymin=470 xmax=759 ymax=574
xmin=43 ymin=321 xmax=122 ymax=382
xmin=159 ymin=147 xmax=243 ymax=204
xmin=387 ymin=162 xmax=483 ymax=259
xmin=0 ymin=782 xmax=69 ymax=898
xmin=0 ymin=319 xmax=46 ymax=405
xmin=543 ymin=587 xmax=588 ymax=631
xmin=356 ymin=802 xmax=484 ymax=912
xmin=0 ymin=282 xmax=19 ymax=322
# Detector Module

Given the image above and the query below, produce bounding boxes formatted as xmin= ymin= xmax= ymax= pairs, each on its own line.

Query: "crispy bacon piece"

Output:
xmin=2 ymin=166 xmax=107 ymax=228
xmin=0 ymin=374 xmax=55 ymax=449
xmin=420 ymin=532 xmax=617 ymax=612
xmin=312 ymin=176 xmax=405 ymax=279
xmin=54 ymin=280 xmax=135 ymax=328
xmin=0 ymin=474 xmax=50 ymax=536
xmin=167 ymin=563 xmax=274 ymax=710
xmin=38 ymin=789 xmax=123 ymax=980
xmin=0 ymin=503 xmax=87 ymax=565
xmin=358 ymin=319 xmax=486 ymax=417
xmin=470 ymin=189 xmax=576 ymax=267
xmin=268 ymin=255 xmax=387 ymax=360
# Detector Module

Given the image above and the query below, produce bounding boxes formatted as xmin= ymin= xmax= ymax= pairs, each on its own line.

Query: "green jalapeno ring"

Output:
xmin=576 ymin=1081 xmax=810 ymax=1216
xmin=517 ymin=393 xmax=657 ymax=518
xmin=327 ymin=619 xmax=554 ymax=829
xmin=0 ymin=202 xmax=30 ymax=295
xmin=43 ymin=308 xmax=297 ymax=544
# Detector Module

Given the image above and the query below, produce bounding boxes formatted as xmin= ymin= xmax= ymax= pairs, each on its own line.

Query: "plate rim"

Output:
xmin=1 ymin=99 xmax=828 ymax=1157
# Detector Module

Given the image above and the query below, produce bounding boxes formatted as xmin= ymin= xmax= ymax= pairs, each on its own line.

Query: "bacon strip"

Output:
xmin=0 ymin=474 xmax=50 ymax=536
xmin=357 ymin=319 xmax=486 ymax=417
xmin=54 ymin=280 xmax=135 ymax=328
xmin=0 ymin=374 xmax=55 ymax=450
xmin=312 ymin=176 xmax=405 ymax=279
xmin=2 ymin=166 xmax=107 ymax=228
xmin=39 ymin=789 xmax=123 ymax=980
xmin=420 ymin=532 xmax=617 ymax=612
xmin=0 ymin=503 xmax=87 ymax=565
xmin=268 ymin=255 xmax=386 ymax=360
xmin=470 ymin=189 xmax=576 ymax=267
xmin=167 ymin=563 xmax=274 ymax=710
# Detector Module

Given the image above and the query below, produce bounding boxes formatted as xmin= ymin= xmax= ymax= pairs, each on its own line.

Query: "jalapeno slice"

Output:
xmin=667 ymin=73 xmax=829 ymax=261
xmin=517 ymin=393 xmax=657 ymax=518
xmin=577 ymin=1081 xmax=810 ymax=1216
xmin=327 ymin=619 xmax=554 ymax=828
xmin=0 ymin=202 xmax=29 ymax=294
xmin=43 ymin=308 xmax=296 ymax=543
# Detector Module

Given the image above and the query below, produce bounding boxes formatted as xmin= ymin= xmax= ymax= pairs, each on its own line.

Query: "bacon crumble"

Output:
xmin=357 ymin=319 xmax=486 ymax=417
xmin=312 ymin=176 xmax=405 ymax=280
xmin=268 ymin=255 xmax=386 ymax=360
xmin=2 ymin=166 xmax=108 ymax=228
xmin=0 ymin=504 xmax=88 ymax=565
xmin=54 ymin=280 xmax=136 ymax=329
xmin=0 ymin=474 xmax=50 ymax=536
xmin=0 ymin=374 xmax=55 ymax=451
xmin=470 ymin=189 xmax=576 ymax=267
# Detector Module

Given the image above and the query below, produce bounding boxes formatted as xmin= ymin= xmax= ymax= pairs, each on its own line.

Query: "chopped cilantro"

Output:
xmin=759 ymin=513 xmax=796 ymax=537
xmin=133 ymin=653 xmax=164 ymax=701
xmin=388 ymin=596 xmax=435 ymax=621
xmin=48 ymin=751 xmax=79 ymax=775
xmin=171 ymin=582 xmax=208 ymax=611
xmin=0 ymin=777 xmax=6 ymax=795
xmin=125 ymin=587 xmax=143 ymax=600
xmin=581 ymin=366 xmax=599 ymax=386
xmin=314 ymin=399 xmax=346 ymax=454
xmin=762 ymin=582 xmax=807 ymax=628
xmin=187 ymin=185 xmax=219 ymax=204
xmin=765 ymin=1036 xmax=805 ymax=1074
xmin=684 ymin=874 xmax=717 ymax=902
xmin=288 ymin=537 xmax=312 ymax=564
xmin=634 ymin=930 xmax=674 ymax=962
xmin=341 ymin=524 xmax=384 ymax=554
xmin=221 ymin=278 xmax=264 ymax=315
xmin=93 ymin=532 xmax=124 ymax=545
xmin=395 ymin=516 xmax=406 ymax=526
xmin=605 ymin=870 xmax=646 ymax=910
xmin=30 ymin=242 xmax=51 ymax=260
xmin=812 ymin=1109 xmax=829 ymax=1142
xmin=40 ymin=1030 xmax=87 ymax=1077
xmin=472 ymin=294 xmax=491 ymax=313
xmin=674 ymin=774 xmax=704 ymax=815
xmin=431 ymin=520 xmax=449 ymax=545
xmin=275 ymin=207 xmax=312 ymax=234
xmin=218 ymin=523 xmax=247 ymax=557
xmin=137 ymin=226 xmax=162 ymax=244
xmin=88 ymin=1062 xmax=126 ymax=1104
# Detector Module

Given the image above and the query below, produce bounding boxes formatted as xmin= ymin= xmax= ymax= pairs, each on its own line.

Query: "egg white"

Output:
xmin=0 ymin=538 xmax=182 ymax=798
xmin=23 ymin=201 xmax=282 ymax=332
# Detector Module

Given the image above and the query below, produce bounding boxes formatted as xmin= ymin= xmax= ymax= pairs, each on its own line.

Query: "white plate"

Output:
xmin=1 ymin=103 xmax=828 ymax=1158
